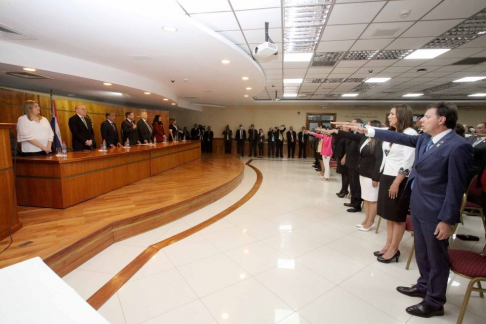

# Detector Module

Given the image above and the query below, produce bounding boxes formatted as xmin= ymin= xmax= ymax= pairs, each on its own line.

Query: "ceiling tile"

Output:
xmin=458 ymin=35 xmax=486 ymax=49
xmin=237 ymin=44 xmax=251 ymax=54
xmin=360 ymin=22 xmax=414 ymax=39
xmin=393 ymin=59 xmax=429 ymax=67
xmin=422 ymin=0 xmax=486 ymax=20
xmin=317 ymin=40 xmax=355 ymax=52
xmin=420 ymin=58 xmax=462 ymax=66
xmin=336 ymin=60 xmax=368 ymax=68
xmin=191 ymin=12 xmax=240 ymax=31
xmin=321 ymin=24 xmax=368 ymax=41
xmin=284 ymin=71 xmax=307 ymax=78
xmin=435 ymin=65 xmax=472 ymax=72
xmin=350 ymin=39 xmax=394 ymax=51
xmin=383 ymin=66 xmax=413 ymax=73
xmin=259 ymin=61 xmax=283 ymax=69
xmin=373 ymin=72 xmax=403 ymax=78
xmin=355 ymin=67 xmax=385 ymax=74
xmin=385 ymin=37 xmax=435 ymax=50
xmin=235 ymin=8 xmax=281 ymax=29
xmin=332 ymin=67 xmax=360 ymax=74
xmin=328 ymin=2 xmax=387 ymax=25
xmin=284 ymin=62 xmax=311 ymax=69
xmin=265 ymin=69 xmax=282 ymax=76
xmin=364 ymin=60 xmax=398 ymax=67
xmin=438 ymin=48 xmax=485 ymax=58
xmin=178 ymin=0 xmax=231 ymax=13
xmin=307 ymin=67 xmax=334 ymax=74
xmin=401 ymin=20 xmax=464 ymax=38
xmin=328 ymin=73 xmax=353 ymax=78
xmin=244 ymin=28 xmax=282 ymax=43
xmin=230 ymin=0 xmax=280 ymax=11
xmin=217 ymin=30 xmax=246 ymax=44
xmin=423 ymin=71 xmax=454 ymax=78
xmin=374 ymin=0 xmax=442 ymax=22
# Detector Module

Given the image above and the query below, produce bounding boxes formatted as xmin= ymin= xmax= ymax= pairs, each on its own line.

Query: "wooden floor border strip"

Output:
xmin=87 ymin=159 xmax=262 ymax=310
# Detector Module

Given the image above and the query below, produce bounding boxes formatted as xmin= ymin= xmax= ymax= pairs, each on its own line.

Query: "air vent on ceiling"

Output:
xmin=452 ymin=57 xmax=486 ymax=65
xmin=6 ymin=72 xmax=51 ymax=80
xmin=312 ymin=61 xmax=337 ymax=67
xmin=371 ymin=28 xmax=400 ymax=37
xmin=305 ymin=78 xmax=326 ymax=83
xmin=0 ymin=23 xmax=36 ymax=40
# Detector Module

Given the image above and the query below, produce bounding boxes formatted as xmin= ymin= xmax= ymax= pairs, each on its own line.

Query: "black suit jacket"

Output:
xmin=222 ymin=129 xmax=232 ymax=142
xmin=298 ymin=131 xmax=308 ymax=146
xmin=235 ymin=129 xmax=246 ymax=143
xmin=343 ymin=131 xmax=360 ymax=170
xmin=203 ymin=131 xmax=214 ymax=142
xmin=100 ymin=120 xmax=119 ymax=147
xmin=248 ymin=129 xmax=258 ymax=142
xmin=467 ymin=135 xmax=486 ymax=172
xmin=286 ymin=130 xmax=297 ymax=144
xmin=191 ymin=128 xmax=200 ymax=140
xmin=69 ymin=114 xmax=95 ymax=151
xmin=121 ymin=119 xmax=138 ymax=145
xmin=137 ymin=119 xmax=152 ymax=143
xmin=276 ymin=128 xmax=286 ymax=143
xmin=268 ymin=130 xmax=276 ymax=143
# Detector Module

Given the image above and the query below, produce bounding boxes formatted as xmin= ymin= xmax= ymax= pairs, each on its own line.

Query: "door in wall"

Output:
xmin=306 ymin=113 xmax=336 ymax=158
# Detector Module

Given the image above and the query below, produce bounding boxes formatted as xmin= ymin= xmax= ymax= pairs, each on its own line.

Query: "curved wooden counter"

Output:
xmin=15 ymin=141 xmax=201 ymax=208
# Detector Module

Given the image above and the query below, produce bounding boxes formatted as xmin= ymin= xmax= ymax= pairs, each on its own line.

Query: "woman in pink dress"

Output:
xmin=306 ymin=129 xmax=333 ymax=181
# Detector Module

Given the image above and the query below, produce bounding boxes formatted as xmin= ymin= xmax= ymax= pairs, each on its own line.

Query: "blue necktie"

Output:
xmin=412 ymin=138 xmax=434 ymax=190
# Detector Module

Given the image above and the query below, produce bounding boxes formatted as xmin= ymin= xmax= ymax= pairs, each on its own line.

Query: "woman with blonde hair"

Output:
xmin=17 ymin=100 xmax=54 ymax=155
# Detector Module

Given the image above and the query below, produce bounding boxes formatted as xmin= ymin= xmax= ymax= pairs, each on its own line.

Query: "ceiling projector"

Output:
xmin=253 ymin=42 xmax=278 ymax=59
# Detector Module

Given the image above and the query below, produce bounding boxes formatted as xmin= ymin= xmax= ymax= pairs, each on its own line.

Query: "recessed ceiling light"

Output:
xmin=22 ymin=67 xmax=36 ymax=72
xmin=284 ymin=79 xmax=303 ymax=84
xmin=468 ymin=93 xmax=486 ymax=97
xmin=403 ymin=93 xmax=424 ymax=97
xmin=244 ymin=95 xmax=249 ymax=97
xmin=246 ymin=87 xmax=252 ymax=90
xmin=284 ymin=53 xmax=313 ymax=62
xmin=342 ymin=93 xmax=359 ymax=97
xmin=404 ymin=49 xmax=450 ymax=60
xmin=283 ymin=93 xmax=298 ymax=98
xmin=171 ymin=103 xmax=176 ymax=105
xmin=144 ymin=92 xmax=151 ymax=95
xmin=221 ymin=59 xmax=230 ymax=64
xmin=103 ymin=82 xmax=112 ymax=86
xmin=162 ymin=26 xmax=177 ymax=32
xmin=163 ymin=99 xmax=169 ymax=101
xmin=242 ymin=76 xmax=249 ymax=81
xmin=365 ymin=78 xmax=391 ymax=83
xmin=454 ymin=76 xmax=486 ymax=83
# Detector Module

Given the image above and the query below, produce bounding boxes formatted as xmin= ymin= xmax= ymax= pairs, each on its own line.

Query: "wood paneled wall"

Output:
xmin=0 ymin=88 xmax=169 ymax=150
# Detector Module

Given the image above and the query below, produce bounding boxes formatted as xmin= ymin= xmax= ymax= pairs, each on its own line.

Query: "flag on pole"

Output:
xmin=50 ymin=92 xmax=63 ymax=149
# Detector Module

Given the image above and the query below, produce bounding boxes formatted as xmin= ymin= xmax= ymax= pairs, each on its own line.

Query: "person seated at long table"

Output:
xmin=17 ymin=100 xmax=54 ymax=156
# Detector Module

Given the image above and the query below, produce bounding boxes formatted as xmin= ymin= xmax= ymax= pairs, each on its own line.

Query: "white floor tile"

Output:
xmin=255 ymin=261 xmax=335 ymax=310
xmin=142 ymin=300 xmax=217 ymax=324
xmin=325 ymin=234 xmax=383 ymax=265
xmin=118 ymin=269 xmax=198 ymax=324
xmin=293 ymin=222 xmax=348 ymax=245
xmin=238 ymin=219 xmax=292 ymax=240
xmin=77 ymin=244 xmax=145 ymax=275
xmin=201 ymin=278 xmax=294 ymax=324
xmin=276 ymin=312 xmax=311 ymax=324
xmin=201 ymin=226 xmax=259 ymax=252
xmin=224 ymin=207 xmax=263 ymax=226
xmin=265 ymin=212 xmax=316 ymax=230
xmin=98 ymin=294 xmax=127 ymax=324
xmin=129 ymin=250 xmax=174 ymax=281
xmin=263 ymin=232 xmax=322 ymax=258
xmin=163 ymin=233 xmax=221 ymax=267
xmin=177 ymin=254 xmax=250 ymax=297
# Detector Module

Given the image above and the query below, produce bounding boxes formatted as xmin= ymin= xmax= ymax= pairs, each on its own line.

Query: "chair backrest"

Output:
xmin=467 ymin=175 xmax=482 ymax=198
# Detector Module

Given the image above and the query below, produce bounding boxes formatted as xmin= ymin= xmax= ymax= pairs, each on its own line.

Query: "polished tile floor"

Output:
xmin=63 ymin=158 xmax=486 ymax=324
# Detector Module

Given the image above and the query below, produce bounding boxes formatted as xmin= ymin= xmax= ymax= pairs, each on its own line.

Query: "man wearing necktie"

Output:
xmin=235 ymin=124 xmax=246 ymax=157
xmin=137 ymin=111 xmax=152 ymax=144
xmin=100 ymin=112 xmax=122 ymax=148
xmin=466 ymin=122 xmax=486 ymax=183
xmin=121 ymin=111 xmax=140 ymax=146
xmin=248 ymin=124 xmax=258 ymax=157
xmin=276 ymin=125 xmax=286 ymax=158
xmin=298 ymin=126 xmax=308 ymax=158
xmin=222 ymin=125 xmax=232 ymax=154
xmin=355 ymin=102 xmax=473 ymax=319
xmin=286 ymin=126 xmax=297 ymax=158
xmin=68 ymin=105 xmax=95 ymax=151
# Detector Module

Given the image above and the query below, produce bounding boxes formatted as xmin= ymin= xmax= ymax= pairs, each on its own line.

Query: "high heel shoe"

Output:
xmin=358 ymin=223 xmax=376 ymax=232
xmin=377 ymin=250 xmax=400 ymax=263
xmin=336 ymin=191 xmax=348 ymax=198
xmin=373 ymin=251 xmax=385 ymax=256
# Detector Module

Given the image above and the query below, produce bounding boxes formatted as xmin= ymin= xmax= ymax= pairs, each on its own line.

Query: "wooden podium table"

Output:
xmin=15 ymin=141 xmax=200 ymax=208
xmin=0 ymin=124 xmax=22 ymax=241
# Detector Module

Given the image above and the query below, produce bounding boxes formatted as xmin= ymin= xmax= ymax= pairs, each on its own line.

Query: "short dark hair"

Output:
xmin=427 ymin=102 xmax=458 ymax=129
xmin=355 ymin=118 xmax=364 ymax=124
xmin=125 ymin=111 xmax=132 ymax=118
xmin=369 ymin=120 xmax=382 ymax=128
xmin=106 ymin=112 xmax=113 ymax=118
xmin=455 ymin=124 xmax=465 ymax=137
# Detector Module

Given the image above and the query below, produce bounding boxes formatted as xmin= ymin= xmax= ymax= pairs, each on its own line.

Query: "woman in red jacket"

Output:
xmin=152 ymin=115 xmax=166 ymax=142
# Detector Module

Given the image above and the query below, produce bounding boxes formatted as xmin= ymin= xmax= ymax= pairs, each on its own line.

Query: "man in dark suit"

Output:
xmin=68 ymin=105 xmax=95 ymax=151
xmin=276 ymin=125 xmax=286 ymax=158
xmin=343 ymin=118 xmax=363 ymax=212
xmin=268 ymin=127 xmax=276 ymax=158
xmin=137 ymin=111 xmax=152 ymax=144
xmin=298 ymin=126 xmax=308 ymax=158
xmin=222 ymin=125 xmax=232 ymax=154
xmin=248 ymin=124 xmax=258 ymax=157
xmin=466 ymin=122 xmax=486 ymax=183
xmin=121 ymin=112 xmax=140 ymax=146
xmin=235 ymin=124 xmax=246 ymax=157
xmin=100 ymin=112 xmax=121 ymax=148
xmin=286 ymin=126 xmax=297 ymax=158
xmin=359 ymin=102 xmax=473 ymax=318
xmin=199 ymin=125 xmax=206 ymax=153
xmin=191 ymin=123 xmax=200 ymax=140
xmin=204 ymin=126 xmax=214 ymax=153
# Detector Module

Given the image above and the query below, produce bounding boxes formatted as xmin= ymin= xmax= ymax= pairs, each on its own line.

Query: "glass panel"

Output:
xmin=309 ymin=122 xmax=319 ymax=131
xmin=321 ymin=115 xmax=334 ymax=121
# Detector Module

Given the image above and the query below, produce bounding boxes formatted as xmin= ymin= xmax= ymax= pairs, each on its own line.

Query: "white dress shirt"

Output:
xmin=17 ymin=115 xmax=54 ymax=153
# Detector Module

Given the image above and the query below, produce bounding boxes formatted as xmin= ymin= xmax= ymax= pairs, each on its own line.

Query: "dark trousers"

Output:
xmin=340 ymin=168 xmax=350 ymax=194
xmin=237 ymin=141 xmax=245 ymax=156
xmin=287 ymin=142 xmax=295 ymax=158
xmin=348 ymin=167 xmax=362 ymax=207
xmin=249 ymin=141 xmax=257 ymax=157
xmin=410 ymin=208 xmax=450 ymax=307
xmin=224 ymin=141 xmax=232 ymax=154
xmin=314 ymin=150 xmax=320 ymax=169
xmin=298 ymin=143 xmax=306 ymax=158
xmin=201 ymin=140 xmax=205 ymax=153
xmin=258 ymin=142 xmax=264 ymax=156
xmin=268 ymin=141 xmax=276 ymax=157
xmin=276 ymin=141 xmax=284 ymax=157
xmin=206 ymin=141 xmax=213 ymax=153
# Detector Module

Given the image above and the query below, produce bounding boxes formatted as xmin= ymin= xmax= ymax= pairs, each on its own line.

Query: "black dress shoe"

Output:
xmin=377 ymin=250 xmax=400 ymax=263
xmin=347 ymin=207 xmax=362 ymax=213
xmin=406 ymin=301 xmax=444 ymax=318
xmin=343 ymin=203 xmax=354 ymax=207
xmin=373 ymin=251 xmax=384 ymax=257
xmin=397 ymin=285 xmax=427 ymax=298
xmin=336 ymin=192 xmax=347 ymax=198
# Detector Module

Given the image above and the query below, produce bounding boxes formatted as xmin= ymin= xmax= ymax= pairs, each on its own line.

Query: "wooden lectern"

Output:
xmin=0 ymin=124 xmax=21 ymax=241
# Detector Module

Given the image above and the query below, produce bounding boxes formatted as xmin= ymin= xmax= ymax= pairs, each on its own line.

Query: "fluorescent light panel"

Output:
xmin=403 ymin=93 xmax=424 ymax=97
xmin=468 ymin=93 xmax=486 ymax=97
xmin=284 ymin=79 xmax=303 ymax=84
xmin=342 ymin=93 xmax=359 ymax=97
xmin=284 ymin=53 xmax=313 ymax=62
xmin=454 ymin=76 xmax=486 ymax=82
xmin=404 ymin=49 xmax=450 ymax=59
xmin=365 ymin=78 xmax=391 ymax=83
xmin=283 ymin=93 xmax=298 ymax=97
